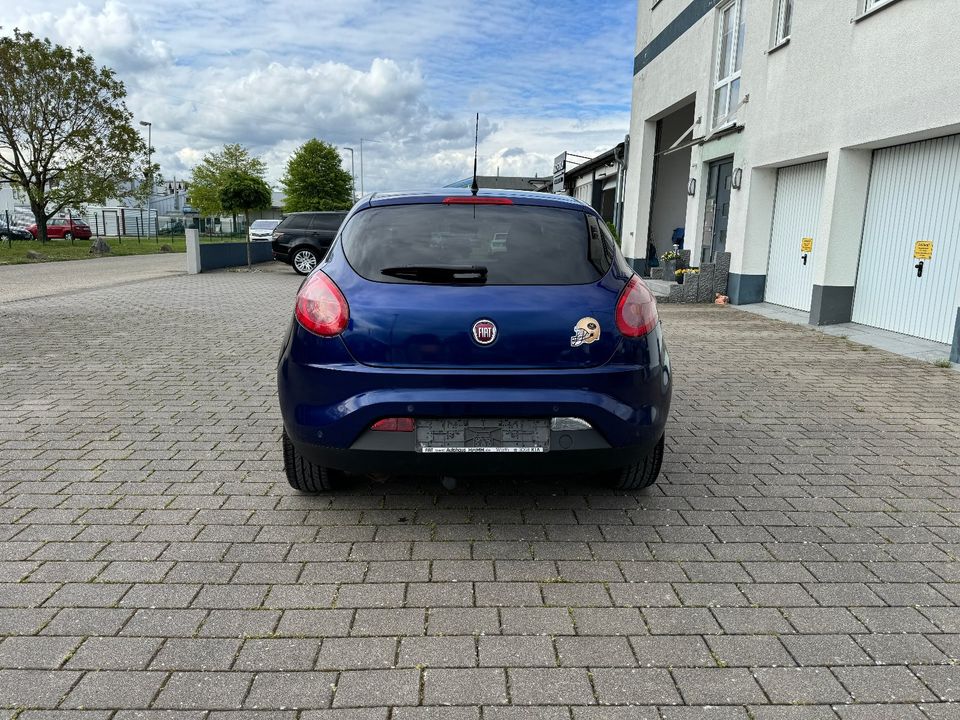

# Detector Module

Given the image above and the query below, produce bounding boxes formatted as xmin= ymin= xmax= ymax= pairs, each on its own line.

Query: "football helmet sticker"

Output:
xmin=570 ymin=317 xmax=600 ymax=347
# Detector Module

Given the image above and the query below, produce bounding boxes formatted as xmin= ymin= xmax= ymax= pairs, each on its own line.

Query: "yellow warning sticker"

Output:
xmin=800 ymin=237 xmax=814 ymax=253
xmin=915 ymin=241 xmax=934 ymax=260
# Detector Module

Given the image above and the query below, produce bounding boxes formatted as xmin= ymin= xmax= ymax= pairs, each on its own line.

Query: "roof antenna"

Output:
xmin=470 ymin=113 xmax=480 ymax=196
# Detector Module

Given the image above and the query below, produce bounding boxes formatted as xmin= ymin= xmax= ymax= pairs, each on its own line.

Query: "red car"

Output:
xmin=27 ymin=217 xmax=93 ymax=240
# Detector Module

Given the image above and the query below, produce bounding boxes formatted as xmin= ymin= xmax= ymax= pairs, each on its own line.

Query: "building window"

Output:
xmin=713 ymin=0 xmax=746 ymax=129
xmin=775 ymin=0 xmax=793 ymax=42
xmin=856 ymin=0 xmax=903 ymax=21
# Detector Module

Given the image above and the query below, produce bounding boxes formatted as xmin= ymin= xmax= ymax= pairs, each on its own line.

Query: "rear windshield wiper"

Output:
xmin=380 ymin=265 xmax=488 ymax=283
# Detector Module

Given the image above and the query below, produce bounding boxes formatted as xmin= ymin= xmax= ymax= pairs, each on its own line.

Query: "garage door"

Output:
xmin=852 ymin=135 xmax=960 ymax=344
xmin=764 ymin=161 xmax=827 ymax=311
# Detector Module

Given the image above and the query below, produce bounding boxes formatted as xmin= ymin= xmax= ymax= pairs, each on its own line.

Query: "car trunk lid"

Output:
xmin=336 ymin=273 xmax=623 ymax=369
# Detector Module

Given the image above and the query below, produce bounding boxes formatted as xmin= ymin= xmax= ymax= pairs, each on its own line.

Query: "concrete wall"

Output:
xmin=745 ymin=2 xmax=960 ymax=167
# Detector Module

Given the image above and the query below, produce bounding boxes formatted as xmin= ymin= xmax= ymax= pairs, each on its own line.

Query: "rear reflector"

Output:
xmin=615 ymin=275 xmax=659 ymax=338
xmin=371 ymin=417 xmax=416 ymax=432
xmin=295 ymin=271 xmax=349 ymax=337
xmin=442 ymin=197 xmax=513 ymax=205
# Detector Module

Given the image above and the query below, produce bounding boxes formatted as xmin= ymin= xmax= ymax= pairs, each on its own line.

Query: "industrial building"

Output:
xmin=552 ymin=143 xmax=628 ymax=232
xmin=621 ymin=0 xmax=960 ymax=356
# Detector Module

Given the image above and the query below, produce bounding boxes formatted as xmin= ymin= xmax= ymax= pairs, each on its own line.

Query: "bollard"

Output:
xmin=185 ymin=228 xmax=200 ymax=274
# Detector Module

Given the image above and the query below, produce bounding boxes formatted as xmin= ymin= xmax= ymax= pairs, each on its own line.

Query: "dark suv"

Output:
xmin=272 ymin=211 xmax=348 ymax=274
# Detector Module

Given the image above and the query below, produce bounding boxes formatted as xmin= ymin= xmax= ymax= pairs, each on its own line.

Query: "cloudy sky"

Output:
xmin=7 ymin=1 xmax=636 ymax=192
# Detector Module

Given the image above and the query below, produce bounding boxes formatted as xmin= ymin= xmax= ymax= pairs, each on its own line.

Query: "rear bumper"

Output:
xmin=278 ymin=322 xmax=672 ymax=476
xmin=292 ymin=433 xmax=658 ymax=476
xmin=271 ymin=242 xmax=291 ymax=262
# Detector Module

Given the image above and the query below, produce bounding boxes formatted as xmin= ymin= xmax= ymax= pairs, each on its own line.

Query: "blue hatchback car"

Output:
xmin=277 ymin=189 xmax=672 ymax=491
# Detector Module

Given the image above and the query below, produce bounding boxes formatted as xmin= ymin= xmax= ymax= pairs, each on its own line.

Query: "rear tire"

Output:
xmin=282 ymin=429 xmax=341 ymax=492
xmin=608 ymin=435 xmax=664 ymax=491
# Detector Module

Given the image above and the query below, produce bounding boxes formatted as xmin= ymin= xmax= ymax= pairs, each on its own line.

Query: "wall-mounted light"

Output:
xmin=732 ymin=168 xmax=743 ymax=190
xmin=687 ymin=178 xmax=697 ymax=196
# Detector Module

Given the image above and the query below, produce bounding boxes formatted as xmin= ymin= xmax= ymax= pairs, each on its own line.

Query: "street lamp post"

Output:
xmin=343 ymin=147 xmax=357 ymax=202
xmin=139 ymin=121 xmax=152 ymax=239
xmin=359 ymin=138 xmax=380 ymax=197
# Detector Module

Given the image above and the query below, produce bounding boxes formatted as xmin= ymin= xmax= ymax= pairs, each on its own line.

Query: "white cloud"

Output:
xmin=13 ymin=1 xmax=171 ymax=72
xmin=7 ymin=0 xmax=636 ymax=192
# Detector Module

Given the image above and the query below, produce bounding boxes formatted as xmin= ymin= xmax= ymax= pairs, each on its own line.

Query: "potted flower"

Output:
xmin=676 ymin=268 xmax=699 ymax=285
xmin=661 ymin=250 xmax=682 ymax=279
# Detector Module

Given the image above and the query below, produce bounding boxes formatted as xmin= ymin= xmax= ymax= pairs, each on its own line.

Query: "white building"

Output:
xmin=621 ymin=0 xmax=960 ymax=356
xmin=0 ymin=183 xmax=22 ymax=221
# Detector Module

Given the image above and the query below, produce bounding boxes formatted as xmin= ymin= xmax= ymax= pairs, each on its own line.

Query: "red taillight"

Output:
xmin=295 ymin=271 xmax=349 ymax=336
xmin=441 ymin=196 xmax=513 ymax=205
xmin=371 ymin=417 xmax=416 ymax=432
xmin=616 ymin=275 xmax=659 ymax=338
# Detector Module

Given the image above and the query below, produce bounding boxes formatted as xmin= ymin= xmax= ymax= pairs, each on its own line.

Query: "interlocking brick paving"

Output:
xmin=0 ymin=267 xmax=959 ymax=717
xmin=0 ymin=253 xmax=183 ymax=303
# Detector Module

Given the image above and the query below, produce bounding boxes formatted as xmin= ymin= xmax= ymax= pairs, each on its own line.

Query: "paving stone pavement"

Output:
xmin=0 ymin=268 xmax=959 ymax=718
xmin=0 ymin=253 xmax=184 ymax=303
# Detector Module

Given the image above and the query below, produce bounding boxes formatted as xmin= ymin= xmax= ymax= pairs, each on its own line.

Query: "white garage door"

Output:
xmin=764 ymin=161 xmax=827 ymax=311
xmin=852 ymin=135 xmax=960 ymax=344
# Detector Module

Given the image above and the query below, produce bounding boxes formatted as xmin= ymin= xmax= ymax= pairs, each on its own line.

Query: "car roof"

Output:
xmin=283 ymin=211 xmax=348 ymax=216
xmin=359 ymin=188 xmax=597 ymax=213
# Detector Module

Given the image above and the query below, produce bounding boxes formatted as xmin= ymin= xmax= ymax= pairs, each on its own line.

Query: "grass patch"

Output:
xmin=934 ymin=359 xmax=954 ymax=368
xmin=0 ymin=234 xmax=244 ymax=265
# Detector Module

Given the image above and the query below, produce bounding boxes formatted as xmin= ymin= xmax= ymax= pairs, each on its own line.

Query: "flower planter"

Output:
xmin=662 ymin=260 xmax=677 ymax=279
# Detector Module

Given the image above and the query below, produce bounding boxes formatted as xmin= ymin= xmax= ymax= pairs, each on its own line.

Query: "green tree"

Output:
xmin=189 ymin=144 xmax=267 ymax=217
xmin=219 ymin=170 xmax=272 ymax=269
xmin=281 ymin=139 xmax=353 ymax=212
xmin=0 ymin=29 xmax=148 ymax=243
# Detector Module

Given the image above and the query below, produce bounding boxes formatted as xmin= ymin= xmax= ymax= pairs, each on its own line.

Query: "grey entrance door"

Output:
xmin=704 ymin=159 xmax=733 ymax=263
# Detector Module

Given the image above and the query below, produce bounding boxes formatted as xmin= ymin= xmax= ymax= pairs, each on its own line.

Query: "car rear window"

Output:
xmin=341 ymin=203 xmax=611 ymax=285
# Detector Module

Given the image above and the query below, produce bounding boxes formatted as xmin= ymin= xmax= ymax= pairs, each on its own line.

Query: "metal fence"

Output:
xmin=3 ymin=207 xmax=162 ymax=244
xmin=80 ymin=208 xmax=160 ymax=241
xmin=2 ymin=206 xmax=282 ymax=246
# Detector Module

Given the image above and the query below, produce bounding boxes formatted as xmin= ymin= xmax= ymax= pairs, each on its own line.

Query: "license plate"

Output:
xmin=417 ymin=419 xmax=549 ymax=453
